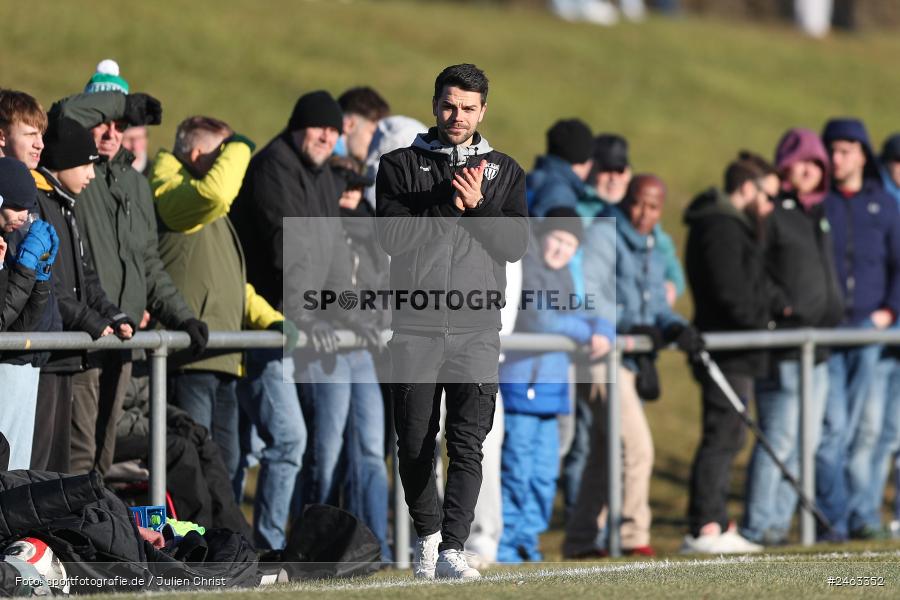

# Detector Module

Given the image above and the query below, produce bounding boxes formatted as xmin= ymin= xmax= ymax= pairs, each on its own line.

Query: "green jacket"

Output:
xmin=51 ymin=92 xmax=194 ymax=328
xmin=151 ymin=146 xmax=282 ymax=376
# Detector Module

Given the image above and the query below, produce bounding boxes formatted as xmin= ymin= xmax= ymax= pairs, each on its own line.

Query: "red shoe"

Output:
xmin=623 ymin=545 xmax=656 ymax=557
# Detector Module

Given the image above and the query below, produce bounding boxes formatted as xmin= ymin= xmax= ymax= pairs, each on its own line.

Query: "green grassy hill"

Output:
xmin=5 ymin=0 xmax=899 ymax=554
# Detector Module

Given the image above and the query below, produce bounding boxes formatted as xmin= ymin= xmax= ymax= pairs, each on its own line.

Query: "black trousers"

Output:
xmin=389 ymin=330 xmax=499 ymax=552
xmin=31 ymin=372 xmax=73 ymax=472
xmin=687 ymin=369 xmax=752 ymax=537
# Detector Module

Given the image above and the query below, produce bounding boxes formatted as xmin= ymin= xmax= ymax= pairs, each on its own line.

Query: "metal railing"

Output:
xmin=2 ymin=327 xmax=897 ymax=563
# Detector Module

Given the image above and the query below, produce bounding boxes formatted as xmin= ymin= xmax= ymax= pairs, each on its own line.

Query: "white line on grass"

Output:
xmin=292 ymin=550 xmax=900 ymax=592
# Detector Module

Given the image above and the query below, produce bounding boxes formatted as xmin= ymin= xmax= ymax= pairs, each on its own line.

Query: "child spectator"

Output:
xmin=498 ymin=207 xmax=613 ymax=562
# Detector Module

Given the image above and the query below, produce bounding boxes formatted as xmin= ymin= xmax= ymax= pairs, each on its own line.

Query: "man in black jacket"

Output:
xmin=32 ymin=117 xmax=134 ymax=472
xmin=376 ymin=64 xmax=528 ymax=579
xmin=230 ymin=91 xmax=373 ymax=550
xmin=681 ymin=157 xmax=779 ymax=554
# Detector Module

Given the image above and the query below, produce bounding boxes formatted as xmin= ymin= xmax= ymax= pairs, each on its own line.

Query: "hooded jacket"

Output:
xmin=51 ymin=92 xmax=195 ymax=328
xmin=684 ymin=187 xmax=775 ymax=376
xmin=583 ymin=204 xmax=685 ymax=374
xmin=767 ymin=130 xmax=843 ymax=362
xmin=376 ymin=128 xmax=529 ymax=333
xmin=820 ymin=118 xmax=900 ymax=324
xmin=34 ymin=169 xmax=127 ymax=372
xmin=526 ymin=153 xmax=586 ymax=218
xmin=152 ymin=144 xmax=283 ymax=376
xmin=824 ymin=179 xmax=900 ymax=325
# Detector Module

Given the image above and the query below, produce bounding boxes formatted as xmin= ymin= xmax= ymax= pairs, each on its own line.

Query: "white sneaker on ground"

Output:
xmin=679 ymin=532 xmax=722 ymax=554
xmin=413 ymin=532 xmax=442 ymax=579
xmin=681 ymin=522 xmax=762 ymax=554
xmin=579 ymin=0 xmax=619 ymax=26
xmin=435 ymin=549 xmax=481 ymax=580
xmin=717 ymin=529 xmax=763 ymax=553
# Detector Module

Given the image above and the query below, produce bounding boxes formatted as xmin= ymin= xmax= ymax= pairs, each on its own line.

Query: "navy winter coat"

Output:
xmin=824 ymin=179 xmax=900 ymax=325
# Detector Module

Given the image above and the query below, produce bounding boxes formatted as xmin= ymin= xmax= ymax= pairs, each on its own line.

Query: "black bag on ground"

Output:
xmin=280 ymin=504 xmax=381 ymax=580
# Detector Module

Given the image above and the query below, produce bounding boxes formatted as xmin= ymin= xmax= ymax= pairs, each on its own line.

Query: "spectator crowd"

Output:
xmin=1 ymin=58 xmax=900 ymax=578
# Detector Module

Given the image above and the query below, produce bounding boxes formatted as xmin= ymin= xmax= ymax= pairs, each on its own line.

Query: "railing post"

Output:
xmin=606 ymin=348 xmax=622 ymax=558
xmin=800 ymin=339 xmax=816 ymax=546
xmin=149 ymin=338 xmax=168 ymax=507
xmin=392 ymin=415 xmax=410 ymax=569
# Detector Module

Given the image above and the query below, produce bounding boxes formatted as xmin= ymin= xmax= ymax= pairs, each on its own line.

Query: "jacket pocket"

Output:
xmin=476 ymin=382 xmax=499 ymax=433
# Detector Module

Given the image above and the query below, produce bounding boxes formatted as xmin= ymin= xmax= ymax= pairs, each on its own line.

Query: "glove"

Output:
xmin=16 ymin=219 xmax=54 ymax=272
xmin=627 ymin=325 xmax=664 ymax=352
xmin=123 ymin=92 xmax=163 ymax=126
xmin=111 ymin=313 xmax=137 ymax=337
xmin=306 ymin=320 xmax=340 ymax=354
xmin=269 ymin=319 xmax=300 ymax=353
xmin=666 ymin=323 xmax=705 ymax=359
xmin=351 ymin=320 xmax=385 ymax=351
xmin=34 ymin=224 xmax=60 ymax=282
xmin=226 ymin=133 xmax=256 ymax=153
xmin=179 ymin=318 xmax=209 ymax=357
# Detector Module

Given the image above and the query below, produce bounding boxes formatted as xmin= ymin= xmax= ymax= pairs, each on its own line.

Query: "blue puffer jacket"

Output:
xmin=824 ymin=179 xmax=900 ymax=325
xmin=582 ymin=205 xmax=686 ymax=370
xmin=526 ymin=154 xmax=586 ymax=218
xmin=500 ymin=237 xmax=614 ymax=415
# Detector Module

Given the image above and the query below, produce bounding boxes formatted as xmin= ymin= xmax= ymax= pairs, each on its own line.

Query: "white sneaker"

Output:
xmin=435 ymin=549 xmax=481 ymax=579
xmin=679 ymin=532 xmax=722 ymax=554
xmin=579 ymin=0 xmax=620 ymax=26
xmin=413 ymin=532 xmax=441 ymax=579
xmin=717 ymin=529 xmax=763 ymax=553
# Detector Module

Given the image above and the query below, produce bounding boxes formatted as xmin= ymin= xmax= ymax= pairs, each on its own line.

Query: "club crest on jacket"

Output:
xmin=484 ymin=162 xmax=500 ymax=181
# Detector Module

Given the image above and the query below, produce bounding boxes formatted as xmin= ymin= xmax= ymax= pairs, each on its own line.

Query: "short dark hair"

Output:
xmin=724 ymin=158 xmax=765 ymax=194
xmin=433 ymin=64 xmax=489 ymax=104
xmin=737 ymin=150 xmax=777 ymax=177
xmin=338 ymin=87 xmax=390 ymax=122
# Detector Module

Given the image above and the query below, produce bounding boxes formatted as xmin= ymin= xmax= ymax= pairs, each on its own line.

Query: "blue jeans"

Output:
xmin=341 ymin=350 xmax=391 ymax=561
xmin=858 ymin=357 xmax=900 ymax=529
xmin=742 ymin=360 xmax=829 ymax=544
xmin=0 ymin=364 xmax=40 ymax=469
xmin=498 ymin=413 xmax=559 ymax=563
xmin=295 ymin=351 xmax=390 ymax=558
xmin=816 ymin=343 xmax=883 ymax=539
xmin=236 ymin=349 xmax=306 ymax=550
xmin=172 ymin=371 xmax=239 ymax=480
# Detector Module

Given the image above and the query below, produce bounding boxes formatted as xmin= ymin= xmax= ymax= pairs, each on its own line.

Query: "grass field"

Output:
xmin=4 ymin=0 xmax=900 ymax=575
xmin=85 ymin=550 xmax=900 ymax=599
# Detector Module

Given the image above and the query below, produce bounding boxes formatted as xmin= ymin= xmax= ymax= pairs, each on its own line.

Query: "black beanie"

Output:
xmin=540 ymin=206 xmax=584 ymax=243
xmin=547 ymin=119 xmax=593 ymax=164
xmin=40 ymin=118 xmax=101 ymax=171
xmin=288 ymin=90 xmax=343 ymax=134
xmin=0 ymin=157 xmax=38 ymax=211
